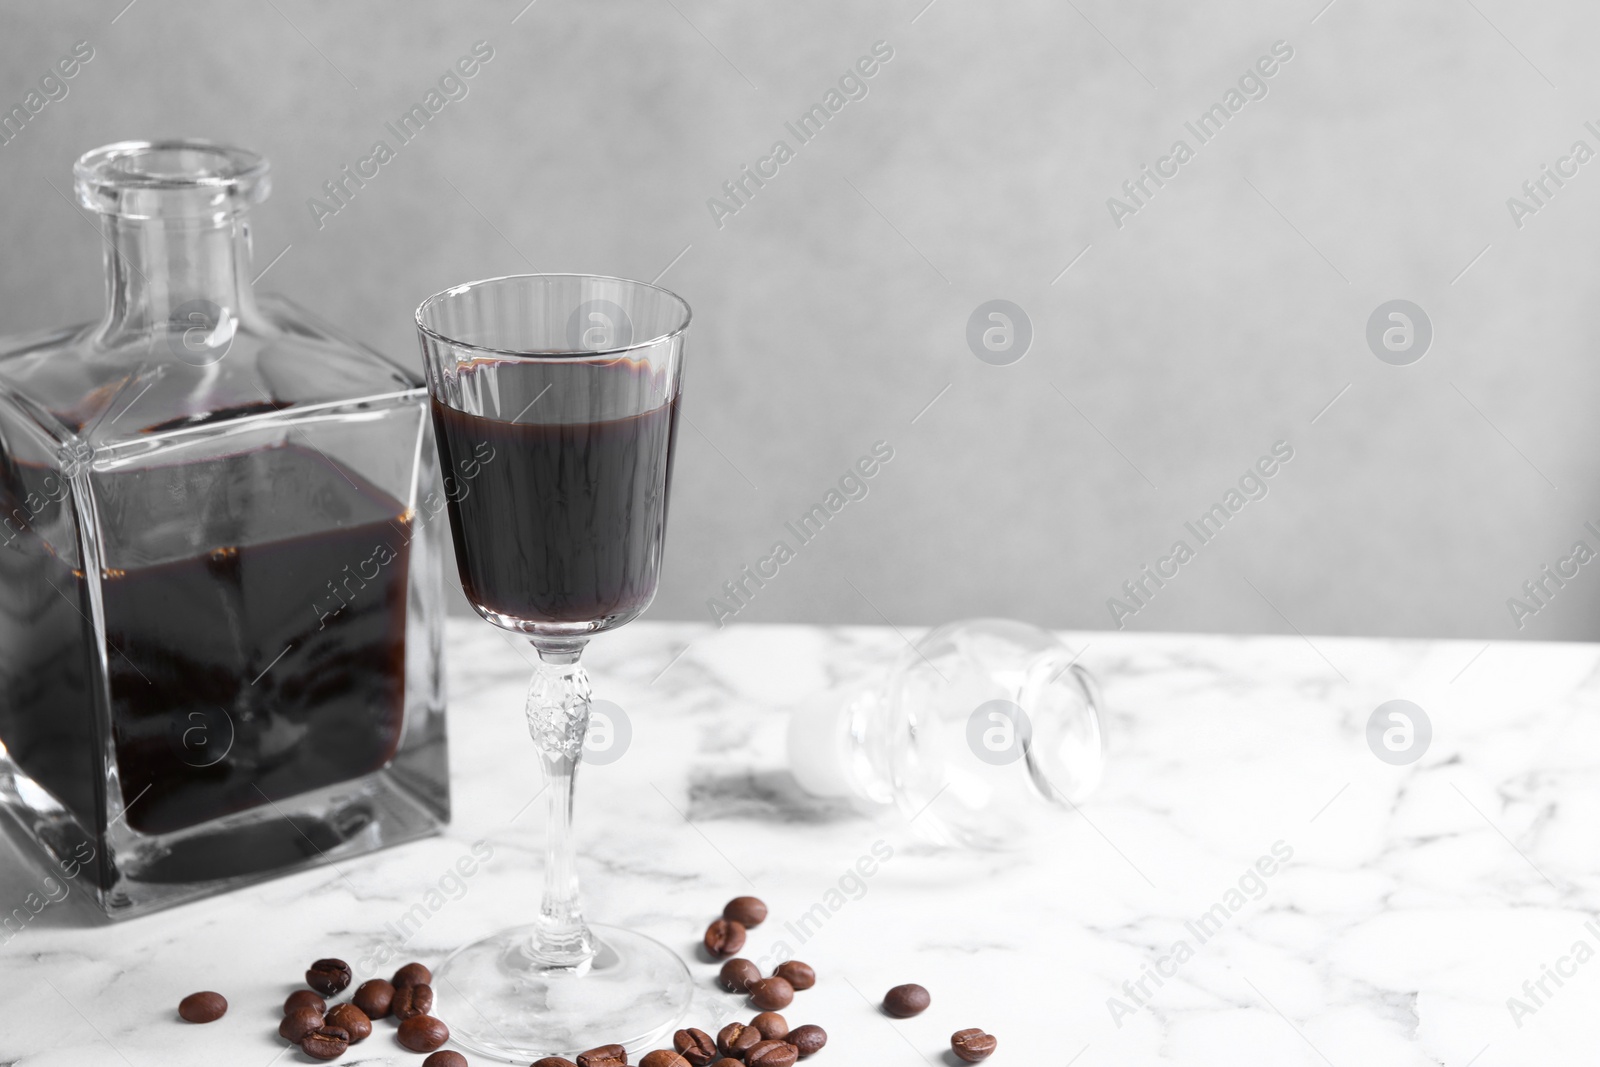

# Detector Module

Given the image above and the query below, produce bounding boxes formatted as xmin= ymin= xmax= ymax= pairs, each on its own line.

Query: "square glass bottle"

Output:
xmin=0 ymin=141 xmax=449 ymax=918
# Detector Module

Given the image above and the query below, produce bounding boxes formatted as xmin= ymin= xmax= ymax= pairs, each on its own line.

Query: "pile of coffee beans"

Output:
xmin=279 ymin=957 xmax=450 ymax=1059
xmin=180 ymin=954 xmax=459 ymax=1062
xmin=592 ymin=896 xmax=830 ymax=1066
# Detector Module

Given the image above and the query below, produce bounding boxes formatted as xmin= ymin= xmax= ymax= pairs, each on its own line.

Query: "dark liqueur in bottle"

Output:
xmin=0 ymin=141 xmax=450 ymax=916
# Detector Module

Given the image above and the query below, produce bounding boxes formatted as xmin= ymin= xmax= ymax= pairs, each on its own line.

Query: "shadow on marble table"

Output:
xmin=686 ymin=768 xmax=861 ymax=824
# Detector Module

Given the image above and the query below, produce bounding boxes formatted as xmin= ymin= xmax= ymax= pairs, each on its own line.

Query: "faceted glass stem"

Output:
xmin=524 ymin=644 xmax=596 ymax=969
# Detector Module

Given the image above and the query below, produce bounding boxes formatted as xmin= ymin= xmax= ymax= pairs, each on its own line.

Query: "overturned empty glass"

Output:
xmin=788 ymin=618 xmax=1105 ymax=848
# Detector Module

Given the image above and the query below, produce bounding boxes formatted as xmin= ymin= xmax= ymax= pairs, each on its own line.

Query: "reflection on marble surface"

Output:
xmin=1 ymin=619 xmax=1597 ymax=1064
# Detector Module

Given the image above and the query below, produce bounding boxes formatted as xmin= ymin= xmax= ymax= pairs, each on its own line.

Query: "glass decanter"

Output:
xmin=0 ymin=140 xmax=449 ymax=918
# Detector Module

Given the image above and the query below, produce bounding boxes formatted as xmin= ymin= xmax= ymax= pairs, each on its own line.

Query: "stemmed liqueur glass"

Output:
xmin=416 ymin=275 xmax=691 ymax=1059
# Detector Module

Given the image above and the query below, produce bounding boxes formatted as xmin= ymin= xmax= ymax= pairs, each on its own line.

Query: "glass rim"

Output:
xmin=74 ymin=139 xmax=270 ymax=220
xmin=414 ymin=273 xmax=693 ymax=360
xmin=74 ymin=139 xmax=269 ymax=192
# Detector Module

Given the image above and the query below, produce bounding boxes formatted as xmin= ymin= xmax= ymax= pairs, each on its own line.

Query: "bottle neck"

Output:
xmin=96 ymin=212 xmax=259 ymax=347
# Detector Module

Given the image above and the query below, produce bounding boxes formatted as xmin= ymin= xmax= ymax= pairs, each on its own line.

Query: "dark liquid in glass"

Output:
xmin=431 ymin=362 xmax=679 ymax=625
xmin=0 ymin=446 xmax=411 ymax=838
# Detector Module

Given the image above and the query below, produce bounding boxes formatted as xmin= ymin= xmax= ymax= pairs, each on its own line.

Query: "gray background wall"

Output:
xmin=2 ymin=0 xmax=1598 ymax=641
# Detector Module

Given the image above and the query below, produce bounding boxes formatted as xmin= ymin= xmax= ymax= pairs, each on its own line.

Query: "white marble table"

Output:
xmin=1 ymin=619 xmax=1595 ymax=1066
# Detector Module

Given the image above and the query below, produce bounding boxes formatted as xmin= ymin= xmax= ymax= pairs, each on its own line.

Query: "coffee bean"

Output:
xmin=710 ymin=1061 xmax=743 ymax=1067
xmin=393 ymin=961 xmax=432 ymax=988
xmin=672 ymin=1027 xmax=717 ymax=1065
xmin=716 ymin=1021 xmax=760 ymax=1058
xmin=750 ymin=1011 xmax=789 ymax=1040
xmin=787 ymin=1025 xmax=826 ymax=1057
xmin=397 ymin=1014 xmax=450 ymax=1053
xmin=704 ymin=918 xmax=746 ymax=957
xmin=177 ymin=991 xmax=226 ymax=1023
xmin=723 ymin=896 xmax=767 ymax=927
xmin=392 ymin=982 xmax=436 ymax=1020
xmin=423 ymin=1053 xmax=469 ymax=1067
xmin=883 ymin=983 xmax=930 ymax=1018
xmin=576 ymin=1044 xmax=628 ymax=1067
xmin=305 ymin=958 xmax=352 ymax=996
xmin=300 ymin=1025 xmax=350 ymax=1061
xmin=641 ymin=1052 xmax=691 ymax=1067
xmin=747 ymin=976 xmax=794 ymax=1011
xmin=279 ymin=1006 xmax=324 ymax=1043
xmin=951 ymin=1028 xmax=997 ymax=1062
xmin=353 ymin=978 xmax=395 ymax=1019
xmin=773 ymin=961 xmax=814 ymax=991
xmin=284 ymin=990 xmax=325 ymax=1016
xmin=531 ymin=1059 xmax=578 ymax=1067
xmin=746 ymin=1039 xmax=797 ymax=1067
xmin=326 ymin=1002 xmax=372 ymax=1043
xmin=719 ymin=957 xmax=762 ymax=993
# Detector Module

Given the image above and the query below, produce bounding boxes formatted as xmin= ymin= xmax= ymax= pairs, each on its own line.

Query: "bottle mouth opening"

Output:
xmin=74 ymin=140 xmax=270 ymax=220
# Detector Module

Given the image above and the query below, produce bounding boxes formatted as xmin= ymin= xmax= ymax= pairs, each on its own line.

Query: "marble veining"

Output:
xmin=0 ymin=619 xmax=1596 ymax=1065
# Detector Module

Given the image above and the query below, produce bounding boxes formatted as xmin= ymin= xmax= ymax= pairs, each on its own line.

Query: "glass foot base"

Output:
xmin=434 ymin=922 xmax=693 ymax=1061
